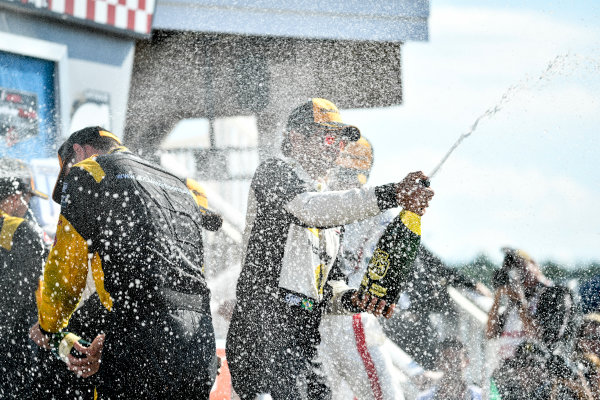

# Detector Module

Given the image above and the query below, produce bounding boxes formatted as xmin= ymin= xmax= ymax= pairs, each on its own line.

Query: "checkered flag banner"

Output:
xmin=0 ymin=0 xmax=156 ymax=36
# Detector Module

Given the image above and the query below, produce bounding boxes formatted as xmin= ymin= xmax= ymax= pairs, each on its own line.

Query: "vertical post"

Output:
xmin=204 ymin=35 xmax=216 ymax=151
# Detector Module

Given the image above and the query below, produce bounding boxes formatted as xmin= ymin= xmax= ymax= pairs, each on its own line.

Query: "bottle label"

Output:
xmin=369 ymin=283 xmax=387 ymax=297
xmin=367 ymin=249 xmax=390 ymax=280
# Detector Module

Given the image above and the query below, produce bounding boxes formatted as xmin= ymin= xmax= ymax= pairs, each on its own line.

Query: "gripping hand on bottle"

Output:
xmin=350 ymin=291 xmax=396 ymax=319
xmin=396 ymin=171 xmax=434 ymax=216
xmin=67 ymin=333 xmax=105 ymax=378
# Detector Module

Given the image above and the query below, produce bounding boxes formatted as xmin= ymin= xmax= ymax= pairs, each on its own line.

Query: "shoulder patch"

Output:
xmin=74 ymin=157 xmax=106 ymax=183
xmin=0 ymin=215 xmax=25 ymax=251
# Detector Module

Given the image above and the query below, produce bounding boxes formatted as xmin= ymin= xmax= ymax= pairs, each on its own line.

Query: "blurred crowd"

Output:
xmin=377 ymin=246 xmax=600 ymax=400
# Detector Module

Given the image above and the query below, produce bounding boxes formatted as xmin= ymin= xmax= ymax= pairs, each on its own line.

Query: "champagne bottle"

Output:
xmin=357 ymin=210 xmax=421 ymax=312
xmin=50 ymin=331 xmax=91 ymax=363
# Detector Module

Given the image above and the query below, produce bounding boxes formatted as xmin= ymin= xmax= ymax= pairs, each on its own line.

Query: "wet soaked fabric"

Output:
xmin=0 ymin=213 xmax=45 ymax=397
xmin=37 ymin=149 xmax=216 ymax=397
xmin=228 ymin=295 xmax=331 ymax=400
xmin=320 ymin=210 xmax=420 ymax=400
xmin=97 ymin=310 xmax=217 ymax=398
xmin=227 ymin=157 xmax=339 ymax=399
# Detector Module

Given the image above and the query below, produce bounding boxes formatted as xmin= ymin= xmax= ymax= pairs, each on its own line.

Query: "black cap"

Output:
xmin=52 ymin=126 xmax=121 ymax=203
xmin=286 ymin=98 xmax=360 ymax=142
xmin=0 ymin=158 xmax=48 ymax=200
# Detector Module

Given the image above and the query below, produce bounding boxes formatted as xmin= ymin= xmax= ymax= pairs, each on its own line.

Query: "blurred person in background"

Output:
xmin=492 ymin=340 xmax=554 ymax=400
xmin=536 ymin=285 xmax=580 ymax=354
xmin=575 ymin=313 xmax=600 ymax=399
xmin=416 ymin=338 xmax=482 ymax=400
xmin=492 ymin=283 xmax=590 ymax=400
xmin=320 ymin=136 xmax=404 ymax=400
xmin=383 ymin=245 xmax=491 ymax=370
xmin=0 ymin=158 xmax=49 ymax=397
xmin=579 ymin=276 xmax=600 ymax=315
xmin=226 ymin=98 xmax=434 ymax=400
xmin=492 ymin=338 xmax=593 ymax=400
xmin=486 ymin=248 xmax=553 ymax=360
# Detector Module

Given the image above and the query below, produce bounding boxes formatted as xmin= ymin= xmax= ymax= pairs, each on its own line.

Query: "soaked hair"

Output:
xmin=85 ymin=135 xmax=120 ymax=153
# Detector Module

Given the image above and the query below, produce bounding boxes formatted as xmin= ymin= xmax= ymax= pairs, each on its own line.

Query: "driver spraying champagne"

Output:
xmin=320 ymin=136 xmax=422 ymax=400
xmin=226 ymin=98 xmax=434 ymax=400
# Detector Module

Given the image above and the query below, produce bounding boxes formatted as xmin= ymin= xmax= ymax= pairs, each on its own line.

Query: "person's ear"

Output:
xmin=288 ymin=130 xmax=308 ymax=158
xmin=73 ymin=143 xmax=86 ymax=163
xmin=82 ymin=144 xmax=97 ymax=158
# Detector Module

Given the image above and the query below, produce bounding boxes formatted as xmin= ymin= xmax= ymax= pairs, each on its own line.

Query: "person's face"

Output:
xmin=522 ymin=260 xmax=543 ymax=288
xmin=292 ymin=127 xmax=347 ymax=176
xmin=509 ymin=258 xmax=539 ymax=289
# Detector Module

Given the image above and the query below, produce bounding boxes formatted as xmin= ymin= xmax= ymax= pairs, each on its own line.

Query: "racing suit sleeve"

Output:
xmin=252 ymin=158 xmax=398 ymax=228
xmin=36 ymin=159 xmax=106 ymax=333
xmin=251 ymin=158 xmax=308 ymax=209
xmin=284 ymin=184 xmax=398 ymax=228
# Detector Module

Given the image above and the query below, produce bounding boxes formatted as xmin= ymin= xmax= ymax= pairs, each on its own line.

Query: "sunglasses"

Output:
xmin=320 ymin=131 xmax=347 ymax=151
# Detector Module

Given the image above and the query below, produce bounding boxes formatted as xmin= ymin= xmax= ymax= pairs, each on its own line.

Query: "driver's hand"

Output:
xmin=351 ymin=291 xmax=396 ymax=319
xmin=396 ymin=171 xmax=434 ymax=216
xmin=66 ymin=333 xmax=105 ymax=378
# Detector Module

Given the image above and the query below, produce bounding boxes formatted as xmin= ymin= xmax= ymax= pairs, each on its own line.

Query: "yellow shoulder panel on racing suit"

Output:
xmin=74 ymin=157 xmax=105 ymax=183
xmin=185 ymin=178 xmax=208 ymax=212
xmin=37 ymin=156 xmax=114 ymax=332
xmin=0 ymin=213 xmax=24 ymax=251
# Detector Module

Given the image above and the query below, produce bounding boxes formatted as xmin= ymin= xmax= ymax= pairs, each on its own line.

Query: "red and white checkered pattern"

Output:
xmin=46 ymin=0 xmax=156 ymax=35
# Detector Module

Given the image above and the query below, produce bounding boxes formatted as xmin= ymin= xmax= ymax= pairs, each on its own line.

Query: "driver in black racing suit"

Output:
xmin=30 ymin=126 xmax=218 ymax=399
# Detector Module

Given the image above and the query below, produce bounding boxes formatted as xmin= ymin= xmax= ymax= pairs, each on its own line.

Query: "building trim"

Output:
xmin=154 ymin=0 xmax=429 ymax=42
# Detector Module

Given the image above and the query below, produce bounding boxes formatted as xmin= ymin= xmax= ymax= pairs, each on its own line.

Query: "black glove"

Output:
xmin=200 ymin=211 xmax=223 ymax=231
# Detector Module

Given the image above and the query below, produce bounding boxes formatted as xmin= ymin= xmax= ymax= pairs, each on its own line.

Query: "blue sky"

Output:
xmin=345 ymin=0 xmax=600 ymax=265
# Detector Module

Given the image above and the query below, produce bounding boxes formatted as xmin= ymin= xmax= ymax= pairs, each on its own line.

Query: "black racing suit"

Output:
xmin=0 ymin=212 xmax=45 ymax=398
xmin=226 ymin=157 xmax=399 ymax=400
xmin=36 ymin=148 xmax=217 ymax=399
